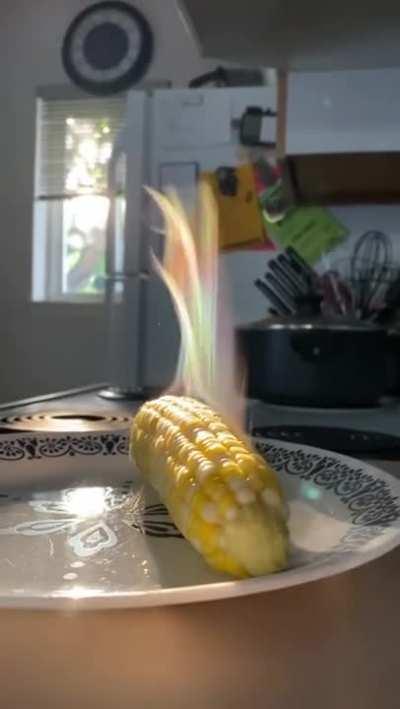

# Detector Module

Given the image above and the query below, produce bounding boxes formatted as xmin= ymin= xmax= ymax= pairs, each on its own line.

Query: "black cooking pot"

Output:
xmin=237 ymin=314 xmax=388 ymax=408
xmin=385 ymin=328 xmax=400 ymax=395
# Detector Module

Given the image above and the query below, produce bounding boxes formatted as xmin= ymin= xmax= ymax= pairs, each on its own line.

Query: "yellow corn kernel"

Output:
xmin=175 ymin=464 xmax=191 ymax=488
xmin=154 ymin=435 xmax=165 ymax=454
xmin=236 ymin=453 xmax=259 ymax=476
xmin=202 ymin=473 xmax=223 ymax=497
xmin=203 ymin=441 xmax=228 ymax=460
xmin=187 ymin=515 xmax=219 ymax=555
xmin=206 ymin=548 xmax=247 ymax=578
xmin=209 ymin=422 xmax=227 ymax=434
xmin=191 ymin=490 xmax=211 ymax=519
xmin=194 ymin=431 xmax=215 ymax=447
xmin=243 ymin=470 xmax=266 ymax=493
xmin=220 ymin=459 xmax=241 ymax=478
xmin=229 ymin=445 xmax=249 ymax=457
xmin=186 ymin=450 xmax=208 ymax=473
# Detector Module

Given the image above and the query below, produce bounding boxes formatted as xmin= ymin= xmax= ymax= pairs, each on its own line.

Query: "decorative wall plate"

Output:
xmin=62 ymin=2 xmax=154 ymax=95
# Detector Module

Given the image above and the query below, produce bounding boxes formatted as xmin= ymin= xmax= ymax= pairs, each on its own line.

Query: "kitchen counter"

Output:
xmin=0 ymin=386 xmax=399 ymax=709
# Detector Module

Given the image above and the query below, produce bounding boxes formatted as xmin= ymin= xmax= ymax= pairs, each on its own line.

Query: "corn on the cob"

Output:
xmin=130 ymin=395 xmax=289 ymax=578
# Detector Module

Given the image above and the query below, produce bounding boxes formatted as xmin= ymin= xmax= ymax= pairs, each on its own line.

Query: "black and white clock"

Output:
xmin=62 ymin=1 xmax=154 ymax=95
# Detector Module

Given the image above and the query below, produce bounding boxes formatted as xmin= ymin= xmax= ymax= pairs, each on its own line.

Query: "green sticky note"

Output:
xmin=265 ymin=206 xmax=347 ymax=265
xmin=258 ymin=184 xmax=348 ymax=265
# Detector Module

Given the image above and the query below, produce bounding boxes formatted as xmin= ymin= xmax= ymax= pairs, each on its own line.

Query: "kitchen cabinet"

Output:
xmin=285 ymin=69 xmax=400 ymax=155
xmin=179 ymin=0 xmax=400 ymax=71
xmin=278 ymin=69 xmax=400 ymax=204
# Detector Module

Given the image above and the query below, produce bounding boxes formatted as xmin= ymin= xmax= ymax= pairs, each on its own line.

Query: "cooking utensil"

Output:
xmin=285 ymin=246 xmax=316 ymax=285
xmin=350 ymin=230 xmax=392 ymax=317
xmin=264 ymin=273 xmax=297 ymax=311
xmin=320 ymin=270 xmax=354 ymax=316
xmin=254 ymin=279 xmax=293 ymax=316
xmin=269 ymin=259 xmax=306 ymax=299
xmin=238 ymin=313 xmax=388 ymax=407
xmin=329 ymin=257 xmax=399 ymax=320
xmin=276 ymin=254 xmax=311 ymax=294
xmin=262 ymin=248 xmax=320 ymax=319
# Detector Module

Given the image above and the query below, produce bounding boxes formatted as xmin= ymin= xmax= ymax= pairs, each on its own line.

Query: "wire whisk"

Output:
xmin=350 ymin=230 xmax=393 ymax=317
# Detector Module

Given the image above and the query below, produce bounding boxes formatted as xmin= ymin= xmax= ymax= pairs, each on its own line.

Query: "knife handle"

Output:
xmin=265 ymin=273 xmax=296 ymax=311
xmin=254 ymin=279 xmax=293 ymax=316
xmin=269 ymin=259 xmax=306 ymax=297
xmin=285 ymin=247 xmax=315 ymax=280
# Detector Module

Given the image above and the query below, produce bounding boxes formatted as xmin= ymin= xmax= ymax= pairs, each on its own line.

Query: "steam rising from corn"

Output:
xmin=130 ymin=186 xmax=289 ymax=577
xmin=148 ymin=185 xmax=244 ymax=429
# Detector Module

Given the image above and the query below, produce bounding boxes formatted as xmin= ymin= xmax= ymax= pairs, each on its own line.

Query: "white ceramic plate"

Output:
xmin=0 ymin=431 xmax=399 ymax=609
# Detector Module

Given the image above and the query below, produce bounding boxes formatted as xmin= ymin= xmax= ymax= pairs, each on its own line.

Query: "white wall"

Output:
xmin=0 ymin=0 xmax=213 ymax=403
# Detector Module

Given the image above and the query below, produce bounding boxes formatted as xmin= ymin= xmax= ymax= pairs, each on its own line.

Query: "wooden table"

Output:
xmin=0 ymin=387 xmax=399 ymax=709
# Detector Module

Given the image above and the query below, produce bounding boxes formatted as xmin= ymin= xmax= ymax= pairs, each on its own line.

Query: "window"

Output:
xmin=32 ymin=87 xmax=125 ymax=301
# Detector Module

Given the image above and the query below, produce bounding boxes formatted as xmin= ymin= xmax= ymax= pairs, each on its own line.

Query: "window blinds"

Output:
xmin=36 ymin=95 xmax=125 ymax=199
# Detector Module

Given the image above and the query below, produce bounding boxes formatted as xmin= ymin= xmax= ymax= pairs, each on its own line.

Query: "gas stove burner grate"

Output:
xmin=0 ymin=411 xmax=131 ymax=433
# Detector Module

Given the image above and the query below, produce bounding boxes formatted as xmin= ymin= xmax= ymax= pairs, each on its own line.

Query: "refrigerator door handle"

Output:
xmin=105 ymin=128 xmax=127 ymax=276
